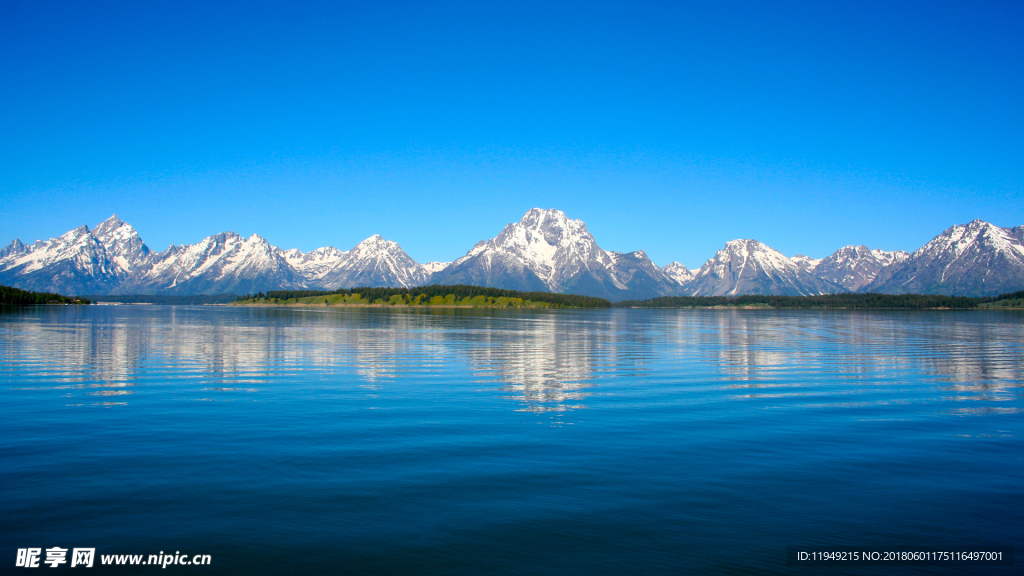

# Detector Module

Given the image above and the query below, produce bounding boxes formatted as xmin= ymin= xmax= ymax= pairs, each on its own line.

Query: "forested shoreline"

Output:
xmin=1 ymin=285 xmax=90 ymax=306
xmin=233 ymin=285 xmax=612 ymax=308
xmin=4 ymin=283 xmax=1021 ymax=310
xmin=613 ymin=291 xmax=1024 ymax=309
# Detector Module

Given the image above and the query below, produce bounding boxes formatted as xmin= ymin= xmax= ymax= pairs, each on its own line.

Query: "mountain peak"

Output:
xmin=4 ymin=211 xmax=1017 ymax=299
xmin=0 ymin=238 xmax=26 ymax=259
xmin=720 ymin=239 xmax=760 ymax=254
xmin=688 ymin=239 xmax=840 ymax=296
xmin=791 ymin=254 xmax=822 ymax=274
xmin=956 ymin=219 xmax=1001 ymax=236
xmin=724 ymin=238 xmax=759 ymax=247
xmin=521 ymin=207 xmax=568 ymax=222
xmin=867 ymin=220 xmax=1024 ymax=296
xmin=423 ymin=261 xmax=451 ymax=274
xmin=353 ymin=235 xmax=398 ymax=252
xmin=813 ymin=245 xmax=908 ymax=292
xmin=309 ymin=235 xmax=426 ymax=289
xmin=662 ymin=262 xmax=694 ymax=286
xmin=431 ymin=208 xmax=680 ymax=300
xmin=93 ymin=213 xmax=140 ymax=240
xmin=517 ymin=208 xmax=588 ymax=238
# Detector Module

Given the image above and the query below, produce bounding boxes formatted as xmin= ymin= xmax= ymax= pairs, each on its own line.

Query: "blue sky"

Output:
xmin=1 ymin=0 xmax=1021 ymax=268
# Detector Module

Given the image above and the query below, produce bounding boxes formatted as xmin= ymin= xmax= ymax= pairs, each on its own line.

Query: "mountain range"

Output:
xmin=2 ymin=210 xmax=1022 ymax=299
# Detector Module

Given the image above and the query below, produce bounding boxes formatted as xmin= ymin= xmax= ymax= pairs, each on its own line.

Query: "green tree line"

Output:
xmin=613 ymin=291 xmax=1024 ymax=309
xmin=1 ymin=285 xmax=90 ymax=306
xmin=237 ymin=284 xmax=611 ymax=308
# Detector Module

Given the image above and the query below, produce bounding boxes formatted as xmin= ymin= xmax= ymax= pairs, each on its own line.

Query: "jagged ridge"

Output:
xmin=429 ymin=208 xmax=682 ymax=300
xmin=1 ymin=213 xmax=1021 ymax=298
xmin=865 ymin=220 xmax=1024 ymax=296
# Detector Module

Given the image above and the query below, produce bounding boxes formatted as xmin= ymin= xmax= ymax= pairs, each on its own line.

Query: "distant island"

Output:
xmin=1 ymin=285 xmax=90 ymax=306
xmin=232 ymin=285 xmax=612 ymax=309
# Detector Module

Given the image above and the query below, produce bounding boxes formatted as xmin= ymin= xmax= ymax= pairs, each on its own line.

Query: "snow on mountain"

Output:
xmin=0 ymin=215 xmax=150 ymax=295
xmin=791 ymin=255 xmax=822 ymax=274
xmin=686 ymin=239 xmax=843 ymax=296
xmin=812 ymin=245 xmax=908 ymax=292
xmin=314 ymin=235 xmax=430 ymax=289
xmin=431 ymin=237 xmax=550 ymax=292
xmin=434 ymin=208 xmax=599 ymax=292
xmin=123 ymin=232 xmax=306 ymax=295
xmin=276 ymin=237 xmax=429 ymax=289
xmin=0 ymin=239 xmax=26 ymax=259
xmin=285 ymin=246 xmax=348 ymax=284
xmin=429 ymin=208 xmax=681 ymax=300
xmin=5 ymin=213 xmax=1020 ymax=299
xmin=662 ymin=262 xmax=694 ymax=286
xmin=423 ymin=261 xmax=451 ymax=274
xmin=866 ymin=220 xmax=1024 ymax=296
xmin=602 ymin=250 xmax=684 ymax=300
xmin=0 ymin=215 xmax=431 ymax=295
xmin=92 ymin=215 xmax=152 ymax=274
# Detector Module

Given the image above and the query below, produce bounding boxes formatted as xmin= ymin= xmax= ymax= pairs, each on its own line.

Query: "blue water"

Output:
xmin=1 ymin=306 xmax=1021 ymax=574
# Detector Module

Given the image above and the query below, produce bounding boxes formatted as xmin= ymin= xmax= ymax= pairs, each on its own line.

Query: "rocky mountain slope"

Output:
xmin=661 ymin=262 xmax=695 ymax=286
xmin=428 ymin=208 xmax=682 ymax=300
xmin=811 ymin=246 xmax=908 ymax=292
xmin=127 ymin=233 xmax=430 ymax=295
xmin=306 ymin=235 xmax=430 ymax=290
xmin=865 ymin=220 xmax=1024 ymax=296
xmin=122 ymin=232 xmax=306 ymax=295
xmin=791 ymin=255 xmax=822 ymax=274
xmin=686 ymin=239 xmax=843 ymax=296
xmin=0 ymin=215 xmax=150 ymax=295
xmin=2 ymin=214 xmax=1021 ymax=298
xmin=0 ymin=216 xmax=432 ymax=296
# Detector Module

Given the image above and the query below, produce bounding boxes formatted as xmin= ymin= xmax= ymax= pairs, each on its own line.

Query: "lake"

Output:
xmin=1 ymin=305 xmax=1021 ymax=574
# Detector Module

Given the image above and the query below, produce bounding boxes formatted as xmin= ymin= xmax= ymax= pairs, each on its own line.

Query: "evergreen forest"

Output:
xmin=613 ymin=291 xmax=1024 ymax=309
xmin=1 ymin=285 xmax=90 ymax=306
xmin=234 ymin=285 xmax=611 ymax=308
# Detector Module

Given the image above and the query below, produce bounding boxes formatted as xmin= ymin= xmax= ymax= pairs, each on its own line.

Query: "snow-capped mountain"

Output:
xmin=93 ymin=215 xmax=152 ymax=275
xmin=284 ymin=246 xmax=347 ymax=284
xmin=0 ymin=238 xmax=27 ymax=259
xmin=0 ymin=215 xmax=434 ymax=295
xmin=3 ymin=214 xmax=1021 ymax=298
xmin=686 ymin=239 xmax=843 ymax=296
xmin=0 ymin=215 xmax=150 ymax=295
xmin=126 ymin=233 xmax=430 ymax=294
xmin=312 ymin=235 xmax=430 ymax=289
xmin=428 ymin=208 xmax=682 ymax=300
xmin=812 ymin=246 xmax=908 ymax=292
xmin=662 ymin=262 xmax=695 ymax=286
xmin=865 ymin=220 xmax=1024 ymax=296
xmin=124 ymin=232 xmax=306 ymax=295
xmin=791 ymin=255 xmax=822 ymax=274
xmin=423 ymin=261 xmax=451 ymax=274
xmin=602 ymin=250 xmax=685 ymax=300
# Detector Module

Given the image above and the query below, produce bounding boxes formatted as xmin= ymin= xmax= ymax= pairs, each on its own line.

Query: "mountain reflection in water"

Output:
xmin=3 ymin=306 xmax=1021 ymax=418
xmin=2 ymin=305 xmax=1022 ymax=575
